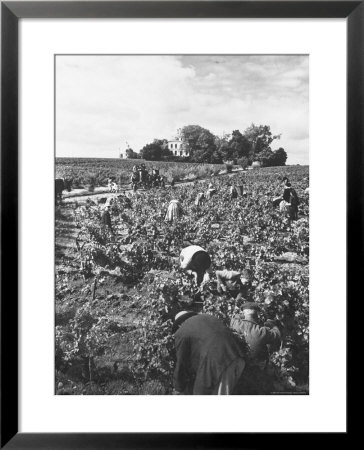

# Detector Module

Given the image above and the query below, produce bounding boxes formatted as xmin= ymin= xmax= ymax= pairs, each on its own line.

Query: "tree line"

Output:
xmin=127 ymin=124 xmax=288 ymax=167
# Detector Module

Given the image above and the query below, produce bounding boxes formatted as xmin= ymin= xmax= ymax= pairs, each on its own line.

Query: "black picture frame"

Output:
xmin=1 ymin=1 xmax=358 ymax=447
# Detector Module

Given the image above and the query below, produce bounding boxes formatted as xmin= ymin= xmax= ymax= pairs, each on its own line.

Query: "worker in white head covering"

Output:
xmin=180 ymin=245 xmax=212 ymax=285
xmin=164 ymin=199 xmax=183 ymax=223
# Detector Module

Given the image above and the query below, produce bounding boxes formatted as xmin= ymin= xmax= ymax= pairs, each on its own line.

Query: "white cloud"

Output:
xmin=56 ymin=55 xmax=308 ymax=164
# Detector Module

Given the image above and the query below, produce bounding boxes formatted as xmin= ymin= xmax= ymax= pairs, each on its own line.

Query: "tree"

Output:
xmin=180 ymin=125 xmax=217 ymax=163
xmin=243 ymin=124 xmax=281 ymax=163
xmin=227 ymin=130 xmax=251 ymax=162
xmin=214 ymin=132 xmax=230 ymax=148
xmin=180 ymin=125 xmax=205 ymax=151
xmin=140 ymin=143 xmax=161 ymax=160
xmin=212 ymin=143 xmax=227 ymax=164
xmin=271 ymin=147 xmax=288 ymax=166
xmin=140 ymin=139 xmax=171 ymax=161
xmin=257 ymin=147 xmax=287 ymax=167
xmin=153 ymin=138 xmax=168 ymax=149
xmin=257 ymin=148 xmax=275 ymax=167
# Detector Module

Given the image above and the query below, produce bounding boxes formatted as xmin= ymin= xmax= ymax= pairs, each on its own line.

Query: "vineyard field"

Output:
xmin=55 ymin=164 xmax=309 ymax=395
xmin=56 ymin=157 xmax=226 ymax=189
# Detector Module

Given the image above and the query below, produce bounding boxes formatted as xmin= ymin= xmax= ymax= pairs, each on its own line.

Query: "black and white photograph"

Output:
xmin=55 ymin=54 xmax=309 ymax=396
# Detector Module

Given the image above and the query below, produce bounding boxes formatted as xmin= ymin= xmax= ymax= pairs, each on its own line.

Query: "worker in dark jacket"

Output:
xmin=230 ymin=302 xmax=282 ymax=366
xmin=230 ymin=302 xmax=282 ymax=394
xmin=173 ymin=312 xmax=246 ymax=395
xmin=101 ymin=205 xmax=113 ymax=233
xmin=282 ymin=182 xmax=299 ymax=220
xmin=237 ymin=178 xmax=245 ymax=197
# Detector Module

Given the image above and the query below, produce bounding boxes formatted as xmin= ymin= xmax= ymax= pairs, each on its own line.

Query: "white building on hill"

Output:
xmin=168 ymin=138 xmax=189 ymax=157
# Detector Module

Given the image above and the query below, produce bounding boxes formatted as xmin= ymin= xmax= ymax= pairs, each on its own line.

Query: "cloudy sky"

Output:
xmin=56 ymin=55 xmax=309 ymax=164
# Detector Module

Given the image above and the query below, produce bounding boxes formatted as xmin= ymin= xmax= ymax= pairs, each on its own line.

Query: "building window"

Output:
xmin=180 ymin=151 xmax=182 ymax=156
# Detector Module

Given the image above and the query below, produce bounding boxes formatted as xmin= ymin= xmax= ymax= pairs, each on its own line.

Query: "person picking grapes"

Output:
xmin=231 ymin=302 xmax=282 ymax=368
xmin=100 ymin=204 xmax=113 ymax=233
xmin=172 ymin=311 xmax=246 ymax=395
xmin=165 ymin=199 xmax=183 ymax=223
xmin=179 ymin=245 xmax=212 ymax=286
xmin=281 ymin=182 xmax=299 ymax=220
xmin=230 ymin=302 xmax=282 ymax=393
xmin=206 ymin=183 xmax=217 ymax=200
xmin=229 ymin=184 xmax=238 ymax=199
xmin=216 ymin=268 xmax=251 ymax=302
xmin=194 ymin=192 xmax=205 ymax=207
xmin=284 ymin=182 xmax=299 ymax=220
